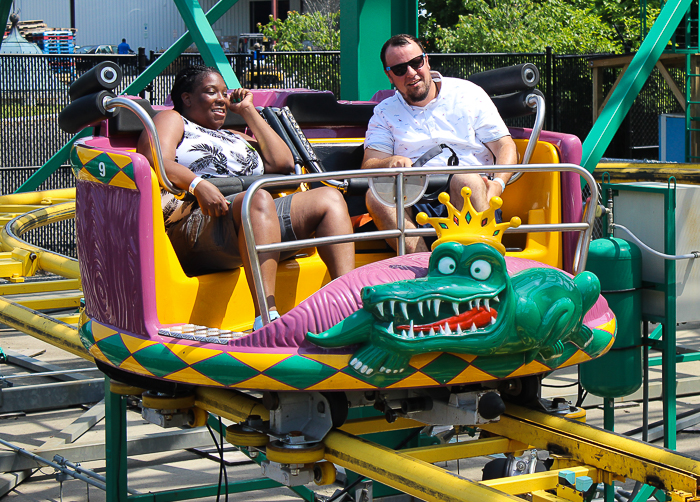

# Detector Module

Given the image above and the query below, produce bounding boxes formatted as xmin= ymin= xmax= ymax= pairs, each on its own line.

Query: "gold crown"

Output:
xmin=416 ymin=187 xmax=521 ymax=255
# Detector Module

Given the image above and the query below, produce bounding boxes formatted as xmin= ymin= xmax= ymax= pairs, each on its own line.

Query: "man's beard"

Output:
xmin=403 ymin=75 xmax=432 ymax=105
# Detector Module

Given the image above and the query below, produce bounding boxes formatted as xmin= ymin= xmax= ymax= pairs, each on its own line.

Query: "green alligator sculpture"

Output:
xmin=306 ymin=242 xmax=601 ymax=377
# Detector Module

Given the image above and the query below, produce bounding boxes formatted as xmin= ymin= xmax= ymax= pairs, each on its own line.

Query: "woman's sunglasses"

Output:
xmin=386 ymin=53 xmax=426 ymax=77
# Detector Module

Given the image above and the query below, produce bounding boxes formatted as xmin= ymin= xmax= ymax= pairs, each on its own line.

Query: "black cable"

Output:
xmin=219 ymin=416 xmax=229 ymax=502
xmin=206 ymin=423 xmax=223 ymax=502
xmin=541 ymin=382 xmax=579 ymax=388
xmin=326 ymin=427 xmax=423 ymax=502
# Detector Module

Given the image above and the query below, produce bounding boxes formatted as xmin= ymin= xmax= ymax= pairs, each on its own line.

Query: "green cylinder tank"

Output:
xmin=580 ymin=237 xmax=642 ymax=398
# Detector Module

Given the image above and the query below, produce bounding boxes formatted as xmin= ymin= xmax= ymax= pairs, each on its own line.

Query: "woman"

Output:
xmin=137 ymin=65 xmax=355 ymax=329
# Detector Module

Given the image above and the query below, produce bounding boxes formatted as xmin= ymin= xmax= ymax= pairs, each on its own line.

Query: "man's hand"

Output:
xmin=362 ymin=148 xmax=413 ymax=169
xmin=193 ymin=180 xmax=229 ymax=217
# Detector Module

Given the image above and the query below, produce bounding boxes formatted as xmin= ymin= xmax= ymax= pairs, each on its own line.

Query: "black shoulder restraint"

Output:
xmin=413 ymin=144 xmax=459 ymax=201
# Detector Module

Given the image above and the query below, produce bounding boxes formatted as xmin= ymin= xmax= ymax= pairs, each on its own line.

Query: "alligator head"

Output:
xmin=306 ymin=242 xmax=517 ymax=375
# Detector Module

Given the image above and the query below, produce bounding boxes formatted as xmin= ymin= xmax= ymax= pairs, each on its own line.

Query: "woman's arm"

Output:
xmin=227 ymin=89 xmax=294 ymax=174
xmin=137 ymin=110 xmax=229 ymax=217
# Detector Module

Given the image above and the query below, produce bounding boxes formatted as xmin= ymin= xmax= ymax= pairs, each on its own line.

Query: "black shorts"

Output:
xmin=167 ymin=193 xmax=297 ymax=276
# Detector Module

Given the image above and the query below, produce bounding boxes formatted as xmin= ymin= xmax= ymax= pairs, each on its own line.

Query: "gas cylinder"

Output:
xmin=580 ymin=237 xmax=642 ymax=398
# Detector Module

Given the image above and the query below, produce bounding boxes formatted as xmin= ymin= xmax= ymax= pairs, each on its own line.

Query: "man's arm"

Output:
xmin=484 ymin=135 xmax=518 ymax=199
xmin=361 ymin=147 xmax=412 ymax=169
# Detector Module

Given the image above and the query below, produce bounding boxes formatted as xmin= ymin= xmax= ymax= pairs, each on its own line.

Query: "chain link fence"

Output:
xmin=0 ymin=50 xmax=685 ymax=252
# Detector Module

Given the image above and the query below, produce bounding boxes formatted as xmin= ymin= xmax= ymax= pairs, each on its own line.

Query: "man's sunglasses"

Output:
xmin=386 ymin=53 xmax=426 ymax=77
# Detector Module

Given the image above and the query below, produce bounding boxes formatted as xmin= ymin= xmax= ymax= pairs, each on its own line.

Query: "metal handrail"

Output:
xmin=509 ymin=92 xmax=546 ymax=185
xmin=242 ymin=163 xmax=599 ymax=325
xmin=103 ymin=97 xmax=185 ymax=196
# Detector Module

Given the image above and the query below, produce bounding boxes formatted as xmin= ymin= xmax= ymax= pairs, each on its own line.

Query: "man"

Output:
xmin=117 ymin=38 xmax=133 ymax=54
xmin=362 ymin=34 xmax=518 ymax=253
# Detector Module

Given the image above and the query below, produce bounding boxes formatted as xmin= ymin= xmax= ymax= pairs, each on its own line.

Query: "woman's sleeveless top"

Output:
xmin=161 ymin=116 xmax=264 ymax=228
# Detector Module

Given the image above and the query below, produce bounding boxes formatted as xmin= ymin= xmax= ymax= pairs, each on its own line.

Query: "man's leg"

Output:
xmin=449 ymin=173 xmax=492 ymax=212
xmin=366 ymin=189 xmax=429 ymax=253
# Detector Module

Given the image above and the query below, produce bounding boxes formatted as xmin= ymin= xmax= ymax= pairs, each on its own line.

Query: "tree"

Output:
xmin=419 ymin=0 xmax=661 ymax=54
xmin=258 ymin=11 xmax=340 ymax=51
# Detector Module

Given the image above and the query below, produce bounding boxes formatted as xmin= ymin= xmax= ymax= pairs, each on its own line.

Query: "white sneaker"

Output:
xmin=253 ymin=310 xmax=280 ymax=331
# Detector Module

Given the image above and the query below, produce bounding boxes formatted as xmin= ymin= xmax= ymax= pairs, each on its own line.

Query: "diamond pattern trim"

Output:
xmin=164 ymin=367 xmax=223 ymax=387
xmin=306 ymin=372 xmax=377 ymax=391
xmin=191 ymin=353 xmax=258 ymax=386
xmin=130 ymin=343 xmax=189 ymax=378
xmin=163 ymin=342 xmax=224 ymax=365
xmin=237 ymin=374 xmax=296 ymax=391
xmin=387 ymin=371 xmax=439 ymax=389
xmin=263 ymin=356 xmax=338 ymax=389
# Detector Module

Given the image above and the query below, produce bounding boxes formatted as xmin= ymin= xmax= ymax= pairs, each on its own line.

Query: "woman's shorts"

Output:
xmin=167 ymin=193 xmax=297 ymax=276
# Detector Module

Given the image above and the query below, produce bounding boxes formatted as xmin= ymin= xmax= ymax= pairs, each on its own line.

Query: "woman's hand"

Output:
xmin=193 ymin=179 xmax=230 ymax=217
xmin=227 ymin=88 xmax=255 ymax=115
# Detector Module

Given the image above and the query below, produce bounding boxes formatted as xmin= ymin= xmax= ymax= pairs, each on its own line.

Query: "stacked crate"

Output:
xmin=28 ymin=30 xmax=77 ymax=83
xmin=28 ymin=30 xmax=75 ymax=54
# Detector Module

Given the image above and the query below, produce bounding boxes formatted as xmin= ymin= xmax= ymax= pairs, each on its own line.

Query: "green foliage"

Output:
xmin=419 ymin=0 xmax=661 ymax=54
xmin=258 ymin=11 xmax=340 ymax=51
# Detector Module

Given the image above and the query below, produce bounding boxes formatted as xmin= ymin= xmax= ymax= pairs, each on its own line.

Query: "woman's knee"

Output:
xmin=249 ymin=190 xmax=277 ymax=220
xmin=318 ymin=187 xmax=350 ymax=218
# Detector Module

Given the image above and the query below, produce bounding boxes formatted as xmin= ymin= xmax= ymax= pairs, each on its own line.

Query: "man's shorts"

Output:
xmin=167 ymin=193 xmax=297 ymax=276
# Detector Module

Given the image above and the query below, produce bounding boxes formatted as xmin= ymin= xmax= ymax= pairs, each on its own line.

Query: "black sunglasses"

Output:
xmin=386 ymin=53 xmax=426 ymax=77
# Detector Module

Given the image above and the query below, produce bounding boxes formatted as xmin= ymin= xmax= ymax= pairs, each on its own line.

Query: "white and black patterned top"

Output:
xmin=161 ymin=116 xmax=264 ymax=228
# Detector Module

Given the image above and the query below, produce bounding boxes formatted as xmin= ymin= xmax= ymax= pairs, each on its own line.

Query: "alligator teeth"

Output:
xmin=484 ymin=298 xmax=490 ymax=311
xmin=400 ymin=302 xmax=409 ymax=320
xmin=387 ymin=322 xmax=394 ymax=334
xmin=493 ymin=296 xmax=500 ymax=303
xmin=452 ymin=302 xmax=460 ymax=316
xmin=433 ymin=299 xmax=441 ymax=316
xmin=409 ymin=320 xmax=415 ymax=338
xmin=444 ymin=322 xmax=452 ymax=335
xmin=402 ymin=330 xmax=407 ymax=338
xmin=470 ymin=323 xmax=477 ymax=333
xmin=475 ymin=298 xmax=481 ymax=309
xmin=469 ymin=300 xmax=473 ymax=310
xmin=490 ymin=316 xmax=497 ymax=325
xmin=439 ymin=325 xmax=446 ymax=335
xmin=456 ymin=324 xmax=463 ymax=334
xmin=416 ymin=301 xmax=423 ymax=316
xmin=389 ymin=300 xmax=395 ymax=316
xmin=376 ymin=302 xmax=384 ymax=317
xmin=418 ymin=331 xmax=425 ymax=337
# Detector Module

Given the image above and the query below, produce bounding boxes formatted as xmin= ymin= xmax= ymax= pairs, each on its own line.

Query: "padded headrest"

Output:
xmin=284 ymin=93 xmax=375 ymax=126
xmin=107 ymin=99 xmax=157 ymax=135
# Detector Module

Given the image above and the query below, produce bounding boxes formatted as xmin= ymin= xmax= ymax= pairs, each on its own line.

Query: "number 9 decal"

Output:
xmin=98 ymin=162 xmax=106 ymax=178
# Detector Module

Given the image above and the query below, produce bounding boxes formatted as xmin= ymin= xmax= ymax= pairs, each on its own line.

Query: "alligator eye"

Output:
xmin=470 ymin=260 xmax=491 ymax=280
xmin=437 ymin=256 xmax=457 ymax=275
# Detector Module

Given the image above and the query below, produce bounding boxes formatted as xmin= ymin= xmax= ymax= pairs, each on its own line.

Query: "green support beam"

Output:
xmin=15 ymin=0 xmax=240 ymax=193
xmin=173 ymin=0 xmax=240 ymax=89
xmin=0 ymin=0 xmax=12 ymax=51
xmin=580 ymin=0 xmax=693 ymax=174
xmin=339 ymin=0 xmax=418 ymax=100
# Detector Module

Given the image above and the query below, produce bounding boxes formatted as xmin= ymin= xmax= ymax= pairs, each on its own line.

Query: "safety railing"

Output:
xmin=241 ymin=164 xmax=599 ymax=325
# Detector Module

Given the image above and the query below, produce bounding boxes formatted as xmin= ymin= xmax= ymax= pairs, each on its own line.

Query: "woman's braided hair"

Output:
xmin=170 ymin=65 xmax=220 ymax=113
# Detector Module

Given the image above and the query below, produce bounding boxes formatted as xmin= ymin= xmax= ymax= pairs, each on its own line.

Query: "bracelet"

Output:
xmin=493 ymin=177 xmax=506 ymax=194
xmin=188 ymin=176 xmax=204 ymax=195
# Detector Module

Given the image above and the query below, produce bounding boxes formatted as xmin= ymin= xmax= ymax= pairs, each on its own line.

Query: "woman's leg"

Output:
xmin=231 ymin=190 xmax=281 ymax=316
xmin=288 ymin=187 xmax=355 ymax=279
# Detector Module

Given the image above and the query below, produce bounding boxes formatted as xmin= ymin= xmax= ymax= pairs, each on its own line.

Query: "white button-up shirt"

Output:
xmin=364 ymin=72 xmax=510 ymax=167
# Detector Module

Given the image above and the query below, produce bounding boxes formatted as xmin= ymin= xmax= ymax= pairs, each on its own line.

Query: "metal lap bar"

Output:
xmin=242 ymin=163 xmax=599 ymax=325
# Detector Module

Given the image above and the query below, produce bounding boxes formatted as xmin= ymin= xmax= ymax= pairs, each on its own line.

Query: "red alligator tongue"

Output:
xmin=397 ymin=306 xmax=497 ymax=331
